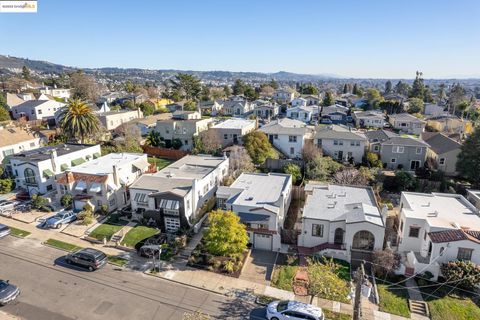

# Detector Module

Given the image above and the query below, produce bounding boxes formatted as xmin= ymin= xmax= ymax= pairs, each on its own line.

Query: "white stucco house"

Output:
xmin=97 ymin=109 xmax=144 ymax=131
xmin=260 ymin=118 xmax=315 ymax=159
xmin=314 ymin=125 xmax=367 ymax=163
xmin=273 ymin=89 xmax=295 ymax=103
xmin=286 ymin=105 xmax=320 ymax=123
xmin=210 ymin=118 xmax=256 ymax=147
xmin=217 ymin=172 xmax=292 ymax=251
xmin=39 ymin=86 xmax=72 ymax=100
xmin=297 ymin=183 xmax=386 ymax=263
xmin=10 ymin=99 xmax=66 ymax=122
xmin=396 ymin=192 xmax=480 ymax=280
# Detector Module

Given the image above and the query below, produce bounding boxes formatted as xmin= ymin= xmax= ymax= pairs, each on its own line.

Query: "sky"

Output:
xmin=1 ymin=0 xmax=480 ymax=78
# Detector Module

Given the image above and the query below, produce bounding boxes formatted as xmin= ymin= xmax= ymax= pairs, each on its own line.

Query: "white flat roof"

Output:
xmin=402 ymin=192 xmax=480 ymax=229
xmin=70 ymin=153 xmax=146 ymax=175
xmin=154 ymin=154 xmax=226 ymax=180
xmin=212 ymin=118 xmax=255 ymax=129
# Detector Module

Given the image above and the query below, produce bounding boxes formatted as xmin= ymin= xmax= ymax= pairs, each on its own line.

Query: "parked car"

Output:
xmin=40 ymin=210 xmax=77 ymax=229
xmin=65 ymin=248 xmax=108 ymax=271
xmin=0 ymin=280 xmax=20 ymax=305
xmin=0 ymin=224 xmax=10 ymax=239
xmin=135 ymin=233 xmax=166 ymax=258
xmin=0 ymin=200 xmax=20 ymax=213
xmin=266 ymin=300 xmax=324 ymax=320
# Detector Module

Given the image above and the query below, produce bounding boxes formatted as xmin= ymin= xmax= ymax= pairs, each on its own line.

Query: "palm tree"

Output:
xmin=58 ymin=98 xmax=100 ymax=143
xmin=145 ymin=130 xmax=165 ymax=147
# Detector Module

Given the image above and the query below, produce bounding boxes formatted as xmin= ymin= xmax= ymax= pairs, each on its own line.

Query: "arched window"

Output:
xmin=24 ymin=168 xmax=36 ymax=185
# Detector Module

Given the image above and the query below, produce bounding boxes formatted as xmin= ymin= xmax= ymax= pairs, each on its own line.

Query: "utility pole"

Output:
xmin=353 ymin=261 xmax=365 ymax=320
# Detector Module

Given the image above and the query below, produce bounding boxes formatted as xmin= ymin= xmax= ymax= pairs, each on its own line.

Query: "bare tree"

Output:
xmin=209 ymin=87 xmax=226 ymax=100
xmin=302 ymin=142 xmax=322 ymax=164
xmin=332 ymin=168 xmax=368 ymax=186
xmin=69 ymin=71 xmax=100 ymax=102
xmin=372 ymin=249 xmax=401 ymax=277
xmin=196 ymin=129 xmax=222 ymax=154
xmin=228 ymin=145 xmax=255 ymax=179
xmin=146 ymin=86 xmax=159 ymax=99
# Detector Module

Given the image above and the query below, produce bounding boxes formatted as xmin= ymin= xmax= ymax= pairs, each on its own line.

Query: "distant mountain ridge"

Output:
xmin=0 ymin=54 xmax=339 ymax=81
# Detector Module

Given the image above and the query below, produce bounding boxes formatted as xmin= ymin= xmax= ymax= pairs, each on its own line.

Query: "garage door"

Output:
xmin=254 ymin=233 xmax=272 ymax=251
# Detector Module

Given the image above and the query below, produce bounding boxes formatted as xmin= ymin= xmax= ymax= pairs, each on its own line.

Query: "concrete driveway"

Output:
xmin=240 ymin=249 xmax=278 ymax=285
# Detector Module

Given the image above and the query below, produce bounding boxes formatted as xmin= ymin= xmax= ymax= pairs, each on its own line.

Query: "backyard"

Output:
xmin=120 ymin=226 xmax=159 ymax=247
xmin=147 ymin=157 xmax=172 ymax=170
xmin=88 ymin=216 xmax=129 ymax=241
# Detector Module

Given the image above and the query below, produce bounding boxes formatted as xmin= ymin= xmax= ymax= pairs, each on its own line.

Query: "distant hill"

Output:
xmin=0 ymin=54 xmax=339 ymax=82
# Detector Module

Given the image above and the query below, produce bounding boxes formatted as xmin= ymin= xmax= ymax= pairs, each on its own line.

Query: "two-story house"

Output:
xmin=0 ymin=126 xmax=44 ymax=162
xmin=56 ymin=153 xmax=149 ymax=212
xmin=421 ymin=132 xmax=462 ymax=176
xmin=129 ymin=155 xmax=229 ymax=233
xmin=97 ymin=109 xmax=144 ymax=131
xmin=273 ymin=89 xmax=295 ymax=103
xmin=127 ymin=113 xmax=172 ymax=136
xmin=8 ymin=144 xmax=101 ymax=195
xmin=388 ymin=113 xmax=426 ymax=135
xmin=314 ymin=125 xmax=366 ymax=163
xmin=210 ymin=118 xmax=256 ymax=147
xmin=364 ymin=129 xmax=398 ymax=153
xmin=286 ymin=105 xmax=320 ymax=123
xmin=221 ymin=98 xmax=254 ymax=116
xmin=320 ymin=105 xmax=351 ymax=125
xmin=255 ymin=102 xmax=279 ymax=120
xmin=11 ymin=99 xmax=66 ymax=123
xmin=396 ymin=192 xmax=480 ymax=280
xmin=297 ymin=183 xmax=386 ymax=263
xmin=379 ymin=136 xmax=429 ymax=170
xmin=260 ymin=118 xmax=315 ymax=159
xmin=216 ymin=172 xmax=292 ymax=251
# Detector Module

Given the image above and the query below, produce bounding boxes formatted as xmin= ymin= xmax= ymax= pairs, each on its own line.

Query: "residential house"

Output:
xmin=221 ymin=97 xmax=254 ymax=116
xmin=129 ymin=155 xmax=229 ymax=233
xmin=39 ymin=86 xmax=71 ymax=100
xmin=421 ymin=132 xmax=462 ymax=176
xmin=364 ymin=129 xmax=398 ymax=153
xmin=8 ymin=144 xmax=101 ymax=195
xmin=199 ymin=100 xmax=223 ymax=116
xmin=303 ymin=95 xmax=321 ymax=106
xmin=291 ymin=97 xmax=307 ymax=107
xmin=314 ymin=125 xmax=367 ymax=163
xmin=97 ymin=109 xmax=143 ymax=131
xmin=216 ymin=172 xmax=292 ymax=251
xmin=426 ymin=116 xmax=473 ymax=136
xmin=260 ymin=118 xmax=314 ymax=159
xmin=255 ymin=102 xmax=279 ymax=120
xmin=155 ymin=111 xmax=213 ymax=150
xmin=11 ymin=99 xmax=66 ymax=123
xmin=56 ymin=153 xmax=149 ymax=212
xmin=379 ymin=136 xmax=429 ymax=170
xmin=297 ymin=183 xmax=386 ymax=263
xmin=396 ymin=192 xmax=480 ymax=280
xmin=320 ymin=104 xmax=351 ymax=125
xmin=424 ymin=103 xmax=448 ymax=117
xmin=286 ymin=105 xmax=319 ymax=123
xmin=6 ymin=93 xmax=34 ymax=109
xmin=388 ymin=113 xmax=426 ymax=135
xmin=273 ymin=89 xmax=295 ymax=103
xmin=352 ymin=111 xmax=386 ymax=129
xmin=210 ymin=118 xmax=256 ymax=147
xmin=0 ymin=126 xmax=44 ymax=162
xmin=127 ymin=113 xmax=172 ymax=136
xmin=466 ymin=189 xmax=480 ymax=210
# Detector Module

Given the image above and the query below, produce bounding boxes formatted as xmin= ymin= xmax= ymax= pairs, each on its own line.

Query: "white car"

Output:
xmin=266 ymin=300 xmax=324 ymax=320
xmin=0 ymin=201 xmax=20 ymax=214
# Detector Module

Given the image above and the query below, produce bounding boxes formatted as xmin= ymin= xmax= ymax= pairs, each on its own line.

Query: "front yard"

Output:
xmin=120 ymin=226 xmax=159 ymax=247
xmin=88 ymin=216 xmax=129 ymax=241
xmin=376 ymin=279 xmax=410 ymax=318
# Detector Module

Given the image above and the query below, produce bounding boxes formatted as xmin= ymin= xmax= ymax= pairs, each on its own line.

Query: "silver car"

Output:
xmin=266 ymin=300 xmax=324 ymax=320
xmin=0 ymin=224 xmax=10 ymax=239
xmin=0 ymin=280 xmax=20 ymax=305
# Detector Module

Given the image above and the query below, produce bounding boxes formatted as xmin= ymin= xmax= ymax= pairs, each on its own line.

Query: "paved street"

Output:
xmin=0 ymin=236 xmax=264 ymax=320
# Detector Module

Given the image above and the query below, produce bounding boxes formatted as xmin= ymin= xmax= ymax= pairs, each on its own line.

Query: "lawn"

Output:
xmin=9 ymin=227 xmax=31 ymax=238
xmin=421 ymin=285 xmax=480 ymax=320
xmin=107 ymin=255 xmax=128 ymax=267
xmin=44 ymin=239 xmax=82 ymax=252
xmin=271 ymin=264 xmax=298 ymax=290
xmin=120 ymin=226 xmax=159 ymax=247
xmin=88 ymin=216 xmax=128 ymax=241
xmin=323 ymin=309 xmax=351 ymax=320
xmin=148 ymin=157 xmax=172 ymax=170
xmin=377 ymin=282 xmax=411 ymax=318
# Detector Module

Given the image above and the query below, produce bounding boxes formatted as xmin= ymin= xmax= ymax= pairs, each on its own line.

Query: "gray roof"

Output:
xmin=129 ymin=175 xmax=192 ymax=196
xmin=155 ymin=155 xmax=227 ymax=180
xmin=238 ymin=212 xmax=270 ymax=222
xmin=321 ymin=105 xmax=348 ymax=115
xmin=353 ymin=111 xmax=385 ymax=118
xmin=260 ymin=118 xmax=313 ymax=136
xmin=10 ymin=144 xmax=97 ymax=162
xmin=381 ymin=136 xmax=429 ymax=147
xmin=364 ymin=130 xmax=398 ymax=142
xmin=389 ymin=113 xmax=426 ymax=123
xmin=421 ymin=132 xmax=462 ymax=154
xmin=12 ymin=100 xmax=52 ymax=109
xmin=315 ymin=125 xmax=366 ymax=140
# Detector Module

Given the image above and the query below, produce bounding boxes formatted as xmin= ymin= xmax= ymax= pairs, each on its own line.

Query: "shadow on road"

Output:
xmin=53 ymin=256 xmax=91 ymax=272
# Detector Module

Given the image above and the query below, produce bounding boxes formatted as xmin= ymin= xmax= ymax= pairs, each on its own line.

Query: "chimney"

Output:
xmin=50 ymin=149 xmax=58 ymax=172
xmin=112 ymin=165 xmax=120 ymax=186
xmin=65 ymin=171 xmax=74 ymax=184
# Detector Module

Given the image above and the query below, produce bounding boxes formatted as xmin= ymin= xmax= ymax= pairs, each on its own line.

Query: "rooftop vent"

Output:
xmin=245 ymin=196 xmax=254 ymax=201
xmin=326 ymin=193 xmax=336 ymax=199
xmin=421 ymin=202 xmax=431 ymax=207
xmin=338 ymin=192 xmax=346 ymax=197
xmin=427 ymin=210 xmax=438 ymax=217
xmin=451 ymin=222 xmax=461 ymax=229
xmin=327 ymin=201 xmax=337 ymax=209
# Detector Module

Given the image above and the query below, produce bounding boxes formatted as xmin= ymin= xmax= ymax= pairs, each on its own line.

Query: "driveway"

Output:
xmin=240 ymin=249 xmax=278 ymax=285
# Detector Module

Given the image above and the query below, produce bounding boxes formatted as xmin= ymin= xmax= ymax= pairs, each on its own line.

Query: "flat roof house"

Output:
xmin=396 ymin=192 xmax=480 ymax=280
xmin=297 ymin=183 xmax=386 ymax=263
xmin=388 ymin=113 xmax=426 ymax=135
xmin=314 ymin=125 xmax=367 ymax=164
xmin=129 ymin=155 xmax=229 ymax=233
xmin=216 ymin=172 xmax=292 ymax=251
xmin=210 ymin=118 xmax=256 ymax=147
xmin=56 ymin=153 xmax=149 ymax=212
xmin=8 ymin=144 xmax=101 ymax=196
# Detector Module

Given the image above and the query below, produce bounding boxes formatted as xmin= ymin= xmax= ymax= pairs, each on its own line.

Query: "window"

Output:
xmin=409 ymin=226 xmax=420 ymax=238
xmin=224 ymin=134 xmax=228 ymax=140
xmin=439 ymin=158 xmax=445 ymax=165
xmin=134 ymin=193 xmax=148 ymax=204
xmin=350 ymin=141 xmax=356 ymax=146
xmin=347 ymin=152 xmax=353 ymax=159
xmin=334 ymin=140 xmax=339 ymax=145
xmin=356 ymin=141 xmax=360 ymax=146
xmin=274 ymin=134 xmax=278 ymax=140
xmin=24 ymin=168 xmax=36 ymax=185
xmin=373 ymin=145 xmax=380 ymax=152
xmin=30 ymin=142 xmax=35 ymax=147
xmin=289 ymin=135 xmax=297 ymax=143
xmin=391 ymin=158 xmax=397 ymax=163
xmin=424 ymin=230 xmax=427 ymax=240
xmin=186 ymin=200 xmax=190 ymax=210
xmin=165 ymin=217 xmax=181 ymax=233
xmin=184 ymin=140 xmax=188 ymax=145
xmin=338 ymin=140 xmax=343 ymax=145
xmin=457 ymin=248 xmax=473 ymax=261
xmin=109 ymin=198 xmax=116 ymax=206
xmin=37 ymin=109 xmax=42 ymax=115
xmin=290 ymin=147 xmax=294 ymax=155
xmin=312 ymin=224 xmax=324 ymax=237
xmin=416 ymin=147 xmax=422 ymax=154
xmin=393 ymin=146 xmax=404 ymax=153
xmin=2 ymin=149 xmax=14 ymax=157
xmin=46 ymin=184 xmax=53 ymax=191
xmin=317 ymin=139 xmax=322 ymax=147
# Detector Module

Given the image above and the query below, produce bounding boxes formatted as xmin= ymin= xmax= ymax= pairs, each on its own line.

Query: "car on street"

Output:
xmin=65 ymin=248 xmax=108 ymax=271
xmin=0 ymin=200 xmax=20 ymax=213
xmin=0 ymin=280 xmax=20 ymax=306
xmin=0 ymin=224 xmax=10 ymax=239
xmin=135 ymin=233 xmax=166 ymax=258
xmin=39 ymin=210 xmax=77 ymax=229
xmin=266 ymin=300 xmax=324 ymax=320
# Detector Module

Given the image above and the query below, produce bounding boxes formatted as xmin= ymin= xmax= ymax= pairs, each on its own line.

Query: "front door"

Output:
xmin=334 ymin=228 xmax=344 ymax=245
xmin=338 ymin=151 xmax=343 ymax=161
xmin=410 ymin=160 xmax=420 ymax=170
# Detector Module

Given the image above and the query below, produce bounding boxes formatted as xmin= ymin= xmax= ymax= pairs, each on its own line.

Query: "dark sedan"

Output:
xmin=0 ymin=280 xmax=20 ymax=305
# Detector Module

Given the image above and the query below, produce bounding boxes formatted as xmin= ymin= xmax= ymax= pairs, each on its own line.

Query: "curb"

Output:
xmin=9 ymin=233 xmax=30 ymax=239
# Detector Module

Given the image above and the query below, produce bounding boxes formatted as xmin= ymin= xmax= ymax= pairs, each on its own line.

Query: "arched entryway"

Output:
xmin=352 ymin=230 xmax=375 ymax=251
xmin=334 ymin=228 xmax=344 ymax=245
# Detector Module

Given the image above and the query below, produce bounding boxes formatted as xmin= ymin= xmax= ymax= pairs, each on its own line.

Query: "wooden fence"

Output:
xmin=142 ymin=145 xmax=188 ymax=160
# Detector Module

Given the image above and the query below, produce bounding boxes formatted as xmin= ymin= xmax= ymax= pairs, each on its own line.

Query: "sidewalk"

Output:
xmin=0 ymin=216 xmax=124 ymax=256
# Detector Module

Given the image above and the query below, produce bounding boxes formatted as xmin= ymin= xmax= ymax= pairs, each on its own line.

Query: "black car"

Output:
xmin=135 ymin=233 xmax=166 ymax=258
xmin=65 ymin=248 xmax=108 ymax=271
xmin=0 ymin=280 xmax=20 ymax=305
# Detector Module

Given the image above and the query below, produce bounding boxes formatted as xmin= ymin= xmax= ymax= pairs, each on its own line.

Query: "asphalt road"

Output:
xmin=0 ymin=236 xmax=266 ymax=320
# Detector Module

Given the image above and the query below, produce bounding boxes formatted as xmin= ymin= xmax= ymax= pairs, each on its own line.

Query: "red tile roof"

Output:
xmin=429 ymin=229 xmax=480 ymax=244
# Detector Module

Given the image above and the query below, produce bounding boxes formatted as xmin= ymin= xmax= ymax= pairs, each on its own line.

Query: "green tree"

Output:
xmin=352 ymin=83 xmax=361 ymax=96
xmin=58 ymin=98 xmax=100 ymax=143
xmin=22 ymin=66 xmax=31 ymax=81
xmin=395 ymin=80 xmax=411 ymax=96
xmin=307 ymin=257 xmax=351 ymax=303
xmin=384 ymin=80 xmax=392 ymax=94
xmin=407 ymin=98 xmax=425 ymax=114
xmin=0 ymin=178 xmax=14 ymax=194
xmin=243 ymin=85 xmax=259 ymax=100
xmin=283 ymin=163 xmax=302 ymax=184
xmin=457 ymin=128 xmax=480 ymax=186
xmin=243 ymin=131 xmax=277 ymax=165
xmin=343 ymin=83 xmax=348 ymax=94
xmin=322 ymin=91 xmax=335 ymax=106
xmin=0 ymin=107 xmax=10 ymax=121
xmin=299 ymin=84 xmax=319 ymax=95
xmin=223 ymin=85 xmax=232 ymax=97
xmin=366 ymin=152 xmax=383 ymax=168
xmin=139 ymin=101 xmax=155 ymax=116
xmin=60 ymin=194 xmax=73 ymax=208
xmin=170 ymin=73 xmax=202 ymax=101
xmin=410 ymin=71 xmax=425 ymax=100
xmin=305 ymin=156 xmax=343 ymax=181
xmin=441 ymin=260 xmax=480 ymax=290
xmin=203 ymin=210 xmax=248 ymax=257
xmin=171 ymin=138 xmax=183 ymax=150
xmin=200 ymin=85 xmax=210 ymax=101
xmin=146 ymin=131 xmax=165 ymax=147
xmin=232 ymin=79 xmax=246 ymax=96
xmin=31 ymin=194 xmax=51 ymax=211
xmin=366 ymin=88 xmax=384 ymax=109
xmin=395 ymin=170 xmax=418 ymax=191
